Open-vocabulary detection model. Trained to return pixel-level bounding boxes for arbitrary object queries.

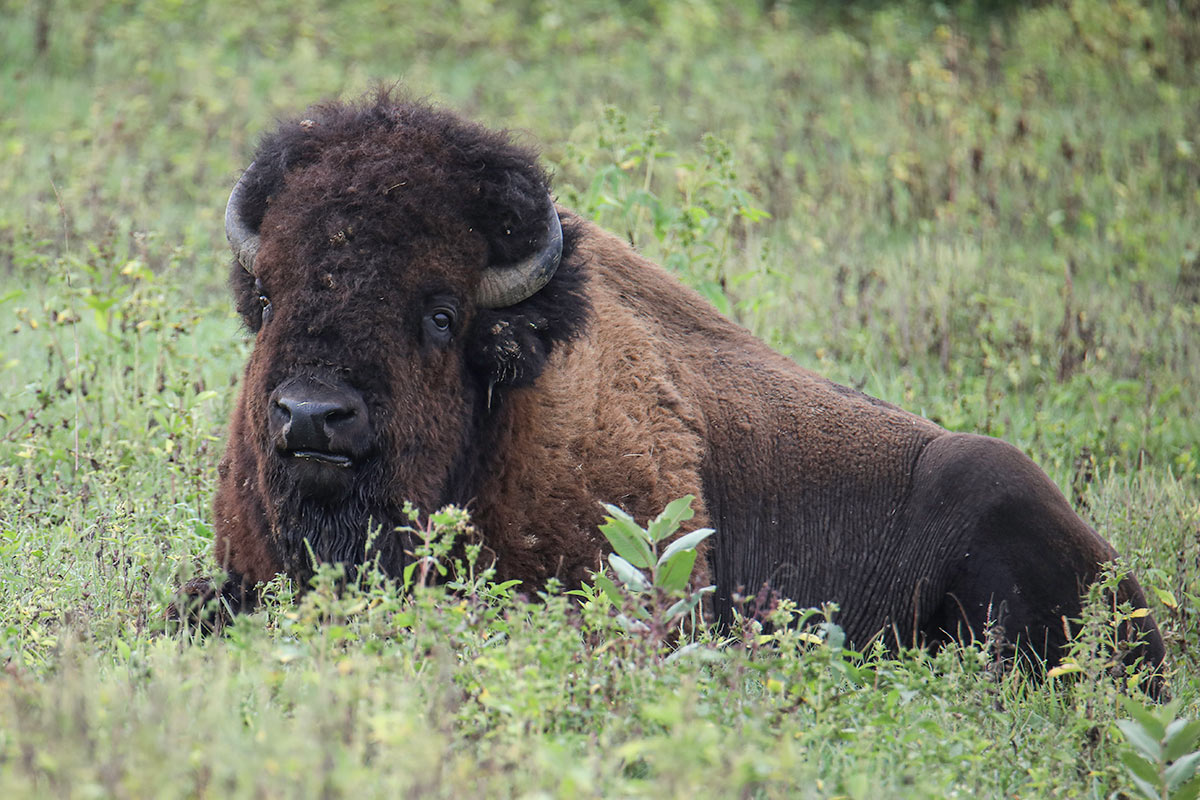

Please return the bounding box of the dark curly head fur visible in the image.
[215,90,588,583]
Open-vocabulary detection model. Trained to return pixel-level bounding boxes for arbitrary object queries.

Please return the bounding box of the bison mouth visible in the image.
[287,449,354,468]
[274,448,361,501]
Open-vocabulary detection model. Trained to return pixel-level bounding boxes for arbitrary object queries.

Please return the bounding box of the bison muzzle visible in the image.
[191,91,1165,688]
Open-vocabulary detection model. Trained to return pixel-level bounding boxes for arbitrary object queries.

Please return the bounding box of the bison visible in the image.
[196,91,1164,683]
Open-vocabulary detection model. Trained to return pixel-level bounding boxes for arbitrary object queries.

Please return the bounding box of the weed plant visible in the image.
[1,0,1199,796]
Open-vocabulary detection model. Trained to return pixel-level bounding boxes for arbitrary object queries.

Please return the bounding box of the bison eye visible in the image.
[255,279,273,325]
[423,306,457,344]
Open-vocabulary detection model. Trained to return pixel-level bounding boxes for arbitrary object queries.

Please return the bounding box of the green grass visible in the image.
[2,0,1199,796]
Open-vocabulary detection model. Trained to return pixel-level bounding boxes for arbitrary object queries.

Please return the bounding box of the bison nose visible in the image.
[268,379,370,459]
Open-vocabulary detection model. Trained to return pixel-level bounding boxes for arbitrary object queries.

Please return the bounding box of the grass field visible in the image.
[2,0,1199,796]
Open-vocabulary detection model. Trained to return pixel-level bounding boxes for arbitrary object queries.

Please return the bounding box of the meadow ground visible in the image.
[1,1,1198,796]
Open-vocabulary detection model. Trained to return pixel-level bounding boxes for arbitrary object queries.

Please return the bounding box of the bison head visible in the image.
[216,94,588,583]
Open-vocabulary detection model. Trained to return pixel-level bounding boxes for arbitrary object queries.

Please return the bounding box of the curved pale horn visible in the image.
[474,200,563,308]
[224,162,261,274]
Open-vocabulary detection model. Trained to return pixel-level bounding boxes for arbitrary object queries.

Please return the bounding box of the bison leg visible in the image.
[907,433,1165,690]
[167,572,255,634]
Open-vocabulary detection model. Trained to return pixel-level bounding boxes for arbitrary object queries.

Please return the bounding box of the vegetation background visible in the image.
[1,0,1198,796]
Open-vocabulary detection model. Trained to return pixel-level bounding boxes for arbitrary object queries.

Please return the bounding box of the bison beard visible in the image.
[186,89,1166,693]
[270,482,411,585]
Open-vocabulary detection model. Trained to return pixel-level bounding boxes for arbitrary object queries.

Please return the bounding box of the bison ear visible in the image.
[466,310,553,393]
[230,260,263,333]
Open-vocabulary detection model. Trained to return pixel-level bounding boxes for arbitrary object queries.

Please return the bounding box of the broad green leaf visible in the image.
[655,549,696,593]
[1166,751,1200,791]
[1047,662,1084,679]
[1116,719,1165,763]
[489,579,522,599]
[593,573,624,608]
[1154,586,1179,609]
[820,622,845,652]
[1165,721,1200,762]
[598,503,653,568]
[665,586,715,621]
[646,494,696,542]
[608,553,651,592]
[1175,776,1200,800]
[1119,751,1161,800]
[1121,695,1168,744]
[657,527,714,567]
[832,657,864,685]
[665,593,703,621]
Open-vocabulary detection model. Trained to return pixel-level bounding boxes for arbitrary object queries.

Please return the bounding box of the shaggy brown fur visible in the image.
[194,91,1164,686]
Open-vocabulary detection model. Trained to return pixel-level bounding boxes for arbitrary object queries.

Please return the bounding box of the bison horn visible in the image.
[475,200,563,308]
[224,162,261,274]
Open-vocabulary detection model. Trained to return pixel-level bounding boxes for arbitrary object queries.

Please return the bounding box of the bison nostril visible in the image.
[324,408,356,428]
